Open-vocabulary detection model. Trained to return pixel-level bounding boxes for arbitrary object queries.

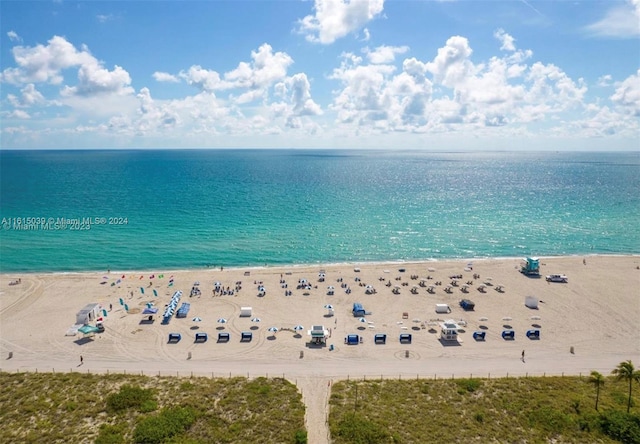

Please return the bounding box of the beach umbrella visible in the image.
[217,318,227,324]
[194,281,200,286]
[251,317,261,323]
[324,304,334,310]
[268,327,279,332]
[358,317,367,323]
[293,325,304,331]
[327,285,335,290]
[192,317,202,322]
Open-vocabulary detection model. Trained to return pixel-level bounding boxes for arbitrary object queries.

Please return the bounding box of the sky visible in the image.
[1,0,639,150]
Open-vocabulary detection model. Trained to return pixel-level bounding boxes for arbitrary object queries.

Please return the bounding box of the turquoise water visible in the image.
[1,150,638,272]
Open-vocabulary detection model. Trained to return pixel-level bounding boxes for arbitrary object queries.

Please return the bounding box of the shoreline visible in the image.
[2,253,638,277]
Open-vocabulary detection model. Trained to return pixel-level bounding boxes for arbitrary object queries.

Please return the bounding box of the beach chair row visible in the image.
[167,331,253,343]
[472,329,541,341]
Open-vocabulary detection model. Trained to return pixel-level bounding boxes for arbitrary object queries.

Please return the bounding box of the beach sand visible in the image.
[2,256,639,443]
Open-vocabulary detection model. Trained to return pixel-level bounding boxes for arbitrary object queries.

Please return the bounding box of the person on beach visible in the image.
[521,350,525,362]
[109,303,112,311]
[80,355,83,365]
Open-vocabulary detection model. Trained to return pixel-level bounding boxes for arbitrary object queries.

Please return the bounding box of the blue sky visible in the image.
[1,0,639,150]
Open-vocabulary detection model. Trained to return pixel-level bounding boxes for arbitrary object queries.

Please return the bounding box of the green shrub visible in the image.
[95,424,126,444]
[528,406,572,435]
[455,378,482,393]
[333,412,390,444]
[294,429,308,444]
[600,410,640,444]
[133,406,197,444]
[106,385,155,413]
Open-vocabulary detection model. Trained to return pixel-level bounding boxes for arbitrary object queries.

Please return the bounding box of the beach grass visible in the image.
[329,375,640,444]
[0,372,306,444]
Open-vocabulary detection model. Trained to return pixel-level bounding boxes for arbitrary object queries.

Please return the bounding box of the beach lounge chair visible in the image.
[168,333,181,343]
[399,333,412,344]
[526,329,540,340]
[473,331,486,341]
[217,332,230,343]
[501,330,515,340]
[194,332,208,343]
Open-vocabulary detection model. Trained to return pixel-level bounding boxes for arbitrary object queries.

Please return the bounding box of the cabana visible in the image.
[345,334,359,345]
[521,257,540,276]
[194,332,208,343]
[525,296,539,309]
[473,331,486,341]
[76,303,101,325]
[352,303,366,317]
[241,331,253,342]
[217,332,230,342]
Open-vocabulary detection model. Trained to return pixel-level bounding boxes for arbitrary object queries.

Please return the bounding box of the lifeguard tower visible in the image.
[440,320,460,342]
[520,257,540,276]
[308,325,329,345]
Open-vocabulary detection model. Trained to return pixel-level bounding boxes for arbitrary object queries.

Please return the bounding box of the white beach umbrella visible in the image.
[251,317,261,323]
[324,304,334,310]
[327,285,335,290]
[217,318,227,324]
[358,317,367,323]
[268,326,279,332]
[293,325,304,331]
[192,317,202,322]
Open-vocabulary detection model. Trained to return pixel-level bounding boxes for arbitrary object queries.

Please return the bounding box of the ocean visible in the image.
[1,149,638,273]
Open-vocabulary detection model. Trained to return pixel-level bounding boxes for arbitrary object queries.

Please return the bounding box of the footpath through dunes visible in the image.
[1,256,639,441]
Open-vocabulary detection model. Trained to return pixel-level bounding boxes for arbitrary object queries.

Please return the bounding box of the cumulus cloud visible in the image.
[297,0,385,44]
[610,69,640,116]
[7,84,45,108]
[585,0,640,38]
[5,109,31,119]
[7,31,21,42]
[153,72,180,83]
[494,28,516,51]
[180,43,293,104]
[1,35,133,98]
[425,36,474,87]
[365,45,409,64]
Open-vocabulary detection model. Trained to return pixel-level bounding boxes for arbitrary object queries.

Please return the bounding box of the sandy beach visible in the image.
[2,256,639,443]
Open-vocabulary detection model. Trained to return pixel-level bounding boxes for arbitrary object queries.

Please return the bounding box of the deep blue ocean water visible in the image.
[1,149,638,272]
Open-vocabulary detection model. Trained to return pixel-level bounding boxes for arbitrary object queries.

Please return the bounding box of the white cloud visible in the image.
[365,45,409,64]
[153,71,180,83]
[297,0,385,44]
[494,28,516,51]
[62,62,133,96]
[179,65,225,92]
[97,14,114,23]
[425,36,474,88]
[585,0,640,38]
[273,73,323,128]
[4,109,31,119]
[7,83,45,108]
[361,28,371,42]
[610,69,640,116]
[597,74,613,87]
[7,31,22,42]
[1,36,95,85]
[0,35,133,98]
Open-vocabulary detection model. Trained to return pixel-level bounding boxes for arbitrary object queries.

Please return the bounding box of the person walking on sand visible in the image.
[80,355,83,365]
[521,350,525,362]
